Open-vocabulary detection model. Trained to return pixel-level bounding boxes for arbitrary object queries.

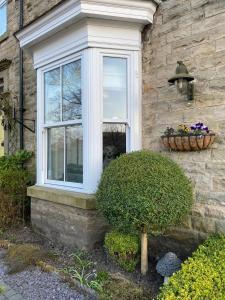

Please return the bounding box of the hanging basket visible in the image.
[161,134,215,151]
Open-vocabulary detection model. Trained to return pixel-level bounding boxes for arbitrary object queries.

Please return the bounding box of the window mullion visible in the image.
[60,65,63,122]
[64,126,66,182]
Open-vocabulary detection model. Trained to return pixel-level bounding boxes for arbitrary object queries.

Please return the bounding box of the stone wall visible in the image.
[0,0,64,154]
[142,0,225,245]
[23,0,65,153]
[0,0,19,153]
[31,197,108,250]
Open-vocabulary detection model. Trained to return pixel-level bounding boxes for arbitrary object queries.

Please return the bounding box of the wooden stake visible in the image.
[141,226,148,275]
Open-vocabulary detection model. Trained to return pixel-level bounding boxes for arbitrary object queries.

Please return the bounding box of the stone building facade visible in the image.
[143,0,225,251]
[1,0,225,251]
[0,0,64,154]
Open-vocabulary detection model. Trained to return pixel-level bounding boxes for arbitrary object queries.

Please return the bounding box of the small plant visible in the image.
[99,273,152,300]
[105,231,139,272]
[62,251,108,293]
[163,122,212,137]
[36,261,56,273]
[0,150,33,171]
[177,124,190,135]
[191,122,210,135]
[158,235,225,300]
[6,243,47,273]
[163,127,175,136]
[0,150,34,228]
[97,150,193,275]
[0,286,5,294]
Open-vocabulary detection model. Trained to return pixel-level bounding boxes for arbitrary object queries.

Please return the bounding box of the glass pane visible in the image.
[47,127,64,181]
[103,57,127,120]
[63,60,82,121]
[66,126,83,183]
[44,68,61,123]
[0,3,7,36]
[103,123,126,168]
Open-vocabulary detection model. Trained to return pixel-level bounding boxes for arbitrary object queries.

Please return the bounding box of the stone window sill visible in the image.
[27,185,96,210]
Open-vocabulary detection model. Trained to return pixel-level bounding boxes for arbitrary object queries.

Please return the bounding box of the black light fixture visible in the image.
[168,61,194,102]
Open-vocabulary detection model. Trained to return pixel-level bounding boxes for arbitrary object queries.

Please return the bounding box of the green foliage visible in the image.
[99,274,152,300]
[158,235,225,300]
[105,231,139,272]
[0,150,33,171]
[0,286,5,294]
[62,251,108,293]
[6,243,47,273]
[0,150,34,228]
[97,150,193,234]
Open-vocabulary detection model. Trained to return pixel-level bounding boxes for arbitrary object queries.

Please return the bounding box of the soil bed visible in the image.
[0,226,163,299]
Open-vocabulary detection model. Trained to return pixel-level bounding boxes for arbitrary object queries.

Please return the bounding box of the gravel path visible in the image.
[0,250,87,300]
[3,269,86,300]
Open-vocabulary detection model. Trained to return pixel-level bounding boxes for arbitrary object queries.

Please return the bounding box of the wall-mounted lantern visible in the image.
[168,61,194,102]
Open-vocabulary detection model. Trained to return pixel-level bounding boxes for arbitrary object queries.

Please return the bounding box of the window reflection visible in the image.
[103,124,126,168]
[66,126,83,183]
[47,127,64,181]
[63,60,82,121]
[0,2,7,36]
[103,57,127,120]
[44,68,61,123]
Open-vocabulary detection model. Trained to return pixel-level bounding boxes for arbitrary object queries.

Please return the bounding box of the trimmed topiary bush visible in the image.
[158,235,225,300]
[105,231,139,272]
[97,150,193,274]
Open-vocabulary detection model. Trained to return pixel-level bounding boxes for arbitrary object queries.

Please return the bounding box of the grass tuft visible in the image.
[6,243,47,273]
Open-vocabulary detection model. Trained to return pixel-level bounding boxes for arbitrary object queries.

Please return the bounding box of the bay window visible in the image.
[0,0,7,37]
[37,48,141,193]
[42,57,83,187]
[103,57,128,168]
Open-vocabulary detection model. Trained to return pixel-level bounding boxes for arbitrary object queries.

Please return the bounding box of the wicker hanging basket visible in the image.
[161,134,215,151]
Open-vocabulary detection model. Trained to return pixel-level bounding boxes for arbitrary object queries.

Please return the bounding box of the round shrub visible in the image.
[97,150,193,233]
[105,231,139,272]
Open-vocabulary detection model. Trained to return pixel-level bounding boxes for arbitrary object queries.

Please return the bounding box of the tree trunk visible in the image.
[141,226,148,275]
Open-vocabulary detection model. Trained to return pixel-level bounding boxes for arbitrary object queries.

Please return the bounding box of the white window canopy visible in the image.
[16,0,158,54]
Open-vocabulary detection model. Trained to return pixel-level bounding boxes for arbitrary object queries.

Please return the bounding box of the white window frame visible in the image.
[37,48,141,194]
[0,0,7,37]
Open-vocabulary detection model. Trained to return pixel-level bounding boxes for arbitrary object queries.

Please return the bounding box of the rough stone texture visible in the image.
[0,0,64,154]
[31,198,108,250]
[143,0,225,244]
[27,186,97,210]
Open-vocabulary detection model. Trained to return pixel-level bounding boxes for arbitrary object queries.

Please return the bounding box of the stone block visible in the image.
[215,220,225,234]
[212,177,225,192]
[216,37,225,52]
[204,204,225,220]
[191,216,216,233]
[31,197,108,250]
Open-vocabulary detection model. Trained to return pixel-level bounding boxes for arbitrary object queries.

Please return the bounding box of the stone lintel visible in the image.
[27,185,96,210]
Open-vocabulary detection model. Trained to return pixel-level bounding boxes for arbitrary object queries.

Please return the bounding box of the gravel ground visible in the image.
[0,249,88,300]
[3,268,86,300]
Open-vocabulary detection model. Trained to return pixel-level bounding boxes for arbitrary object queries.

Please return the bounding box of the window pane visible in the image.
[45,68,61,123]
[63,60,82,121]
[0,3,7,36]
[47,127,64,181]
[103,57,127,120]
[103,123,126,168]
[66,125,83,183]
